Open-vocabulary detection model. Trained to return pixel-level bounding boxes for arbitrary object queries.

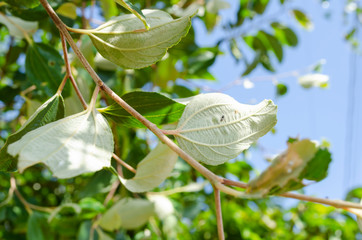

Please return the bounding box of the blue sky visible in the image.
[192,0,360,199]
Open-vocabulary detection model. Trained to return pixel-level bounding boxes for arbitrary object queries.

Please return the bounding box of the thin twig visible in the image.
[11,176,53,213]
[112,153,136,174]
[60,33,88,109]
[56,74,68,94]
[103,180,120,206]
[221,178,362,210]
[213,186,225,240]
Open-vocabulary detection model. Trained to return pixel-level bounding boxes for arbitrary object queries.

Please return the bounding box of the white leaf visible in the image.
[121,143,178,193]
[7,107,114,178]
[99,198,154,231]
[0,14,38,39]
[175,93,277,165]
[147,194,174,220]
[298,74,329,89]
[206,0,231,14]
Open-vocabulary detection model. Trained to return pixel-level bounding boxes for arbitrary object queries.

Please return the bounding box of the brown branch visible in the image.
[221,178,362,210]
[213,186,225,240]
[112,153,136,174]
[60,33,88,109]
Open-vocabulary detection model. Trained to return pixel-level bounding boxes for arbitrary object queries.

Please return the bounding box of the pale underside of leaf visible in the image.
[120,143,178,192]
[88,9,194,69]
[0,14,38,39]
[99,198,154,231]
[175,93,277,165]
[7,108,114,178]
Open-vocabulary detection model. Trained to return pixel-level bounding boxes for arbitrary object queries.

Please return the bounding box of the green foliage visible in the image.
[0,0,358,239]
[99,91,186,128]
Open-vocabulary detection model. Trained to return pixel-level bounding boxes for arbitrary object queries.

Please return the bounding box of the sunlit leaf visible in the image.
[120,143,178,192]
[86,9,194,69]
[0,94,65,171]
[114,0,149,29]
[99,198,155,231]
[0,14,38,39]
[7,102,114,178]
[99,91,185,128]
[175,93,277,165]
[271,22,298,47]
[258,30,283,62]
[56,3,77,20]
[246,139,332,197]
[291,9,313,30]
[147,194,174,220]
[298,74,329,89]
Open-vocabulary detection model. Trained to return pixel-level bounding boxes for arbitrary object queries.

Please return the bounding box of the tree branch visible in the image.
[213,186,225,240]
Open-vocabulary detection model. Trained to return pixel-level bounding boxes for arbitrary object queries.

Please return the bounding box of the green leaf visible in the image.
[99,0,118,20]
[260,53,275,72]
[114,0,149,30]
[25,43,70,97]
[7,103,114,178]
[78,170,116,198]
[0,94,65,172]
[27,212,52,240]
[99,198,155,231]
[86,9,194,69]
[56,3,77,20]
[79,198,106,219]
[120,142,178,192]
[230,38,243,61]
[271,22,298,47]
[0,14,38,39]
[258,31,283,62]
[300,148,331,181]
[246,139,331,197]
[99,91,185,128]
[4,0,40,9]
[292,9,313,30]
[241,52,261,76]
[175,93,277,165]
[276,83,288,96]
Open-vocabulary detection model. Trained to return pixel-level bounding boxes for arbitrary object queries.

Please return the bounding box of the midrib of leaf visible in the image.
[89,15,185,34]
[177,122,275,147]
[177,101,272,132]
[15,110,91,159]
[90,29,183,52]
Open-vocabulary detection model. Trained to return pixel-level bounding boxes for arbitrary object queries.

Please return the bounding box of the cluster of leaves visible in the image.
[0,0,360,239]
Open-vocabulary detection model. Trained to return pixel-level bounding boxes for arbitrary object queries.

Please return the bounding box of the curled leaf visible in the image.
[114,0,149,29]
[120,142,178,192]
[7,105,114,178]
[175,93,277,165]
[86,9,194,69]
[99,198,154,231]
[246,139,332,197]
